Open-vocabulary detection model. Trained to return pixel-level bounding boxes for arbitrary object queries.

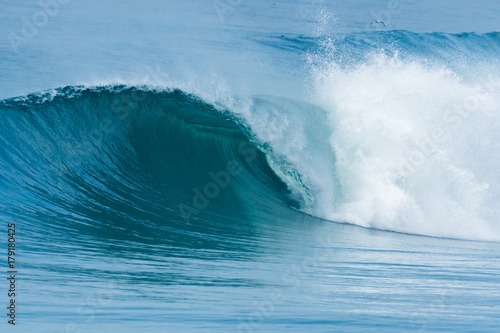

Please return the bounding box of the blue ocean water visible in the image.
[1,0,500,332]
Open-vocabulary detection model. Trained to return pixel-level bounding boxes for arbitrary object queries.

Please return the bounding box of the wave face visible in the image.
[2,32,500,243]
[0,86,303,253]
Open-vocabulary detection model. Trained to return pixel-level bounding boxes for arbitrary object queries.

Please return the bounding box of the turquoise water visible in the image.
[1,1,500,332]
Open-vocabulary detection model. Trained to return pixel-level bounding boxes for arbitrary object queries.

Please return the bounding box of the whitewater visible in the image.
[1,0,500,332]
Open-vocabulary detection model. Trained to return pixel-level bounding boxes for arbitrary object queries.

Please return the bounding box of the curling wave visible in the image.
[0,86,305,253]
[1,62,500,243]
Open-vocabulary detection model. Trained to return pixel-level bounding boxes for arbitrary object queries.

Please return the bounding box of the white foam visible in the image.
[308,53,500,241]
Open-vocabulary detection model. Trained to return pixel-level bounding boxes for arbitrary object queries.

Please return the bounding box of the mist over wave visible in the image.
[311,53,500,240]
[246,31,500,241]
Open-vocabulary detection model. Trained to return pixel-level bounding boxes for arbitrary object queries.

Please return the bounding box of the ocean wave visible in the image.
[2,66,500,242]
[0,86,302,252]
